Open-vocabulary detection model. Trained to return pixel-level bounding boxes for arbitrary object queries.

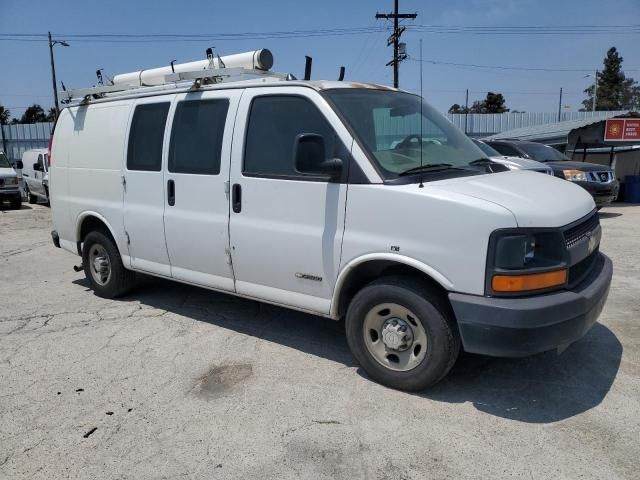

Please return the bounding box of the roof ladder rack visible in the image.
[60,48,288,105]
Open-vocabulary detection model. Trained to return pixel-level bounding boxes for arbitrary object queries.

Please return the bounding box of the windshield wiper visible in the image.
[468,158,493,166]
[398,163,456,176]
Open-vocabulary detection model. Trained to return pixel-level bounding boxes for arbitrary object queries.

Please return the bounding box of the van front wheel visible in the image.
[82,231,135,298]
[345,276,460,391]
[25,186,37,204]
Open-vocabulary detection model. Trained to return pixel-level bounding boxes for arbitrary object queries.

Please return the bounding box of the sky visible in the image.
[1,0,639,119]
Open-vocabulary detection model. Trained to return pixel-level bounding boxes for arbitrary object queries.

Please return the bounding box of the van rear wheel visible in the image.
[345,276,460,391]
[82,231,135,298]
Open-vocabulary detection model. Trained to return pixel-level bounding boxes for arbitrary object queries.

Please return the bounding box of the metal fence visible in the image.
[0,110,629,163]
[446,110,628,138]
[0,122,53,162]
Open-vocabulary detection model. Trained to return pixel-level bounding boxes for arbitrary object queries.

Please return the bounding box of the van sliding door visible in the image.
[122,100,172,276]
[161,90,241,291]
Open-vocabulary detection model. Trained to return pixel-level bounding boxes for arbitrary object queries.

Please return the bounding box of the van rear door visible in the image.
[161,90,241,291]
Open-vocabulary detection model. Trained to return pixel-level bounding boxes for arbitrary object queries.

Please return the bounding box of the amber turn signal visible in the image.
[492,269,567,293]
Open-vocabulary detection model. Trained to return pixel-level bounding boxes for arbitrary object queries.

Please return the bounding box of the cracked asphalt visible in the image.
[1,203,639,479]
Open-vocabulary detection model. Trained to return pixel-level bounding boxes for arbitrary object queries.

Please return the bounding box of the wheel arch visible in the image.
[76,211,121,256]
[331,254,454,319]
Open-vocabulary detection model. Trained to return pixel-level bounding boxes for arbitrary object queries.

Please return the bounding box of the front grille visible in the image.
[568,249,598,287]
[588,171,613,183]
[563,211,599,249]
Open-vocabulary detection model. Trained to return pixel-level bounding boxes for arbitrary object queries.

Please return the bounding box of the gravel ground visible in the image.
[0,203,638,479]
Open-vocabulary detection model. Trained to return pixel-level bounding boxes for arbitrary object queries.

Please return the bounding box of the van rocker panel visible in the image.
[449,253,612,357]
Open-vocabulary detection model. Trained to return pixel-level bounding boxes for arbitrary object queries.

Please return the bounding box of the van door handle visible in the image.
[232,183,241,213]
[167,179,175,206]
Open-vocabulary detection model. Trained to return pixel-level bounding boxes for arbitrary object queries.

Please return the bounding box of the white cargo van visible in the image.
[21,148,50,204]
[49,52,612,390]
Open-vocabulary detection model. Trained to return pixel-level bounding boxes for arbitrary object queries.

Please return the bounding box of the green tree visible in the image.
[448,103,469,114]
[20,104,48,124]
[0,104,10,125]
[582,47,640,111]
[46,108,57,122]
[469,92,509,113]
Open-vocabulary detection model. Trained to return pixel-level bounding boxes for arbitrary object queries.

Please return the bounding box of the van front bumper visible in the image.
[449,253,612,357]
[0,188,21,200]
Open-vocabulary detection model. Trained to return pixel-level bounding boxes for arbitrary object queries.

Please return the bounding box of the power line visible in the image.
[1,22,636,43]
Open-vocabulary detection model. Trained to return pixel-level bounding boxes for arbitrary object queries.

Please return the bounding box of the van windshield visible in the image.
[324,89,487,180]
[0,152,11,169]
[472,139,501,157]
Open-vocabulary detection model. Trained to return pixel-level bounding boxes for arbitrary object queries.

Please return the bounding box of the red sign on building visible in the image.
[605,118,640,141]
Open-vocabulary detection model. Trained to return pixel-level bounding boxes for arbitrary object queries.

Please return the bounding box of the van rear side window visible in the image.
[127,103,170,171]
[168,99,229,175]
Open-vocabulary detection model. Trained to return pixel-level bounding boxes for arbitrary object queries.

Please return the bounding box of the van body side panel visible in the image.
[162,90,242,292]
[340,184,517,296]
[51,106,130,255]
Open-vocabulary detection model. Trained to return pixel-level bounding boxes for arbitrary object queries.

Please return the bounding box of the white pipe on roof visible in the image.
[112,49,274,87]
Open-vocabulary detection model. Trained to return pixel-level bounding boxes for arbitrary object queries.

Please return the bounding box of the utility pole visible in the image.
[48,32,69,119]
[593,70,598,112]
[464,88,469,134]
[375,0,417,88]
[557,87,563,122]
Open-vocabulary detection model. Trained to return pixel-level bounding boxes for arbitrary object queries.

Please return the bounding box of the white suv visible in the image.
[49,70,612,391]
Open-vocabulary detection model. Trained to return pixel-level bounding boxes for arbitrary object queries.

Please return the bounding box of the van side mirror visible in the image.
[33,163,43,171]
[16,160,23,170]
[293,133,343,178]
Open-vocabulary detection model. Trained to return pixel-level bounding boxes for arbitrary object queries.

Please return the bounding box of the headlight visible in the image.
[562,169,587,182]
[2,177,17,186]
[487,230,567,295]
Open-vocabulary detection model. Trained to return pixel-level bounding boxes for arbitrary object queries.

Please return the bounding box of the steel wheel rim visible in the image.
[363,302,428,372]
[89,244,111,286]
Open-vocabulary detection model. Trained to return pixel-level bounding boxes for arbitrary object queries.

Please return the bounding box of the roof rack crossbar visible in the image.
[61,66,289,105]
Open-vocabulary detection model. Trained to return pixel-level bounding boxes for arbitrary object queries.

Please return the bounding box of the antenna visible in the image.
[419,38,424,188]
[338,66,345,81]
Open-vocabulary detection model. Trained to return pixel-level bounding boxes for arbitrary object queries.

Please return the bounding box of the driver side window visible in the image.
[243,95,347,180]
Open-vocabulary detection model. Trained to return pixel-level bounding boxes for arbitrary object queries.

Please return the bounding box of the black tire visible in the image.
[26,186,37,204]
[10,196,22,210]
[345,276,460,391]
[82,230,135,298]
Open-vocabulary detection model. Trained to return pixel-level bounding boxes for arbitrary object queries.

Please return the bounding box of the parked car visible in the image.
[49,56,612,391]
[485,139,619,208]
[21,148,50,205]
[0,150,22,209]
[472,139,553,175]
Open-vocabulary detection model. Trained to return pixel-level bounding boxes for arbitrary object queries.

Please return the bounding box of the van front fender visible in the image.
[330,253,454,318]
